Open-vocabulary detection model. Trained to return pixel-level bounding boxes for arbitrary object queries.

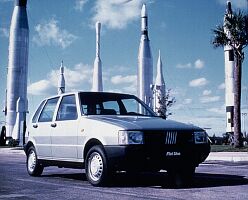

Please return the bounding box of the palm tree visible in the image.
[212,4,248,147]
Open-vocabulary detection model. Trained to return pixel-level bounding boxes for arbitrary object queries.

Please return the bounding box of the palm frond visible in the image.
[223,10,248,49]
[212,26,229,48]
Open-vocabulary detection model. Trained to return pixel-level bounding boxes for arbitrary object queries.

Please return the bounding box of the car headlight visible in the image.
[194,131,208,144]
[118,131,143,145]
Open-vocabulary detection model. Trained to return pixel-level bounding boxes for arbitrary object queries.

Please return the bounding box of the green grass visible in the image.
[211,145,248,152]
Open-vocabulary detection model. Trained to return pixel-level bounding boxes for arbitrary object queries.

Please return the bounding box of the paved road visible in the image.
[0,148,248,200]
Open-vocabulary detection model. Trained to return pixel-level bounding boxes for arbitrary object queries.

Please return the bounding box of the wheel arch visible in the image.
[24,141,34,155]
[83,139,104,159]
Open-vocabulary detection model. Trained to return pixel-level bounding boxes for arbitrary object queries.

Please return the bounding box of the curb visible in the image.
[0,147,25,155]
[206,152,248,162]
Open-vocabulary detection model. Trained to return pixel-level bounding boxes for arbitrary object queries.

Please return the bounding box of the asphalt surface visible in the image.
[0,148,248,200]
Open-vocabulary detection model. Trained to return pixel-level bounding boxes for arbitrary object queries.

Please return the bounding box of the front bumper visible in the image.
[104,143,210,171]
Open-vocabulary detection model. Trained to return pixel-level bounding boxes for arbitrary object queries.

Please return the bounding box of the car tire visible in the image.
[85,145,110,186]
[0,126,6,146]
[26,146,44,176]
[167,166,195,188]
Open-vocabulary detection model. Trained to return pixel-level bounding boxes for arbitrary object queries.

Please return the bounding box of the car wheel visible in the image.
[26,146,44,176]
[0,126,6,146]
[182,166,195,186]
[85,145,110,186]
[167,166,195,188]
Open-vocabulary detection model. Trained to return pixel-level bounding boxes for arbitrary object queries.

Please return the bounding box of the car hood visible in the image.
[86,115,203,131]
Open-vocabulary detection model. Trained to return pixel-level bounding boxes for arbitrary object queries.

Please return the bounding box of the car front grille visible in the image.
[165,131,177,144]
[143,130,193,145]
[143,131,165,146]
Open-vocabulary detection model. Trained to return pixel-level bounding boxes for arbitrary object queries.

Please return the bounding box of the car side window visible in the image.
[56,95,78,121]
[102,101,119,115]
[32,100,46,123]
[38,97,59,122]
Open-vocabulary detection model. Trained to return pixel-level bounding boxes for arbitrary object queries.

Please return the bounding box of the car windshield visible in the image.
[79,92,156,117]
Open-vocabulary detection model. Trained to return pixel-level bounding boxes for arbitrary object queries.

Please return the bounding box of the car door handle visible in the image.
[33,124,38,128]
[51,123,57,128]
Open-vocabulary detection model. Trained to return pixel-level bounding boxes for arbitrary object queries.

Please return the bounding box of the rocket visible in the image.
[153,50,165,114]
[58,61,65,94]
[137,4,153,108]
[5,0,29,144]
[224,1,234,134]
[92,21,103,92]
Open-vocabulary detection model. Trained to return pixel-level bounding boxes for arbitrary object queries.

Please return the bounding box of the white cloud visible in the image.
[218,83,225,90]
[171,97,191,111]
[123,85,137,94]
[0,28,9,38]
[169,87,186,97]
[200,96,220,103]
[74,0,88,11]
[176,63,192,69]
[28,63,92,96]
[189,77,208,87]
[111,75,136,85]
[170,103,183,111]
[109,74,137,94]
[218,0,247,9]
[194,59,204,69]
[33,19,77,49]
[176,59,204,69]
[207,106,225,115]
[183,98,192,104]
[49,63,92,88]
[203,90,212,96]
[91,0,144,29]
[105,65,131,74]
[28,80,56,95]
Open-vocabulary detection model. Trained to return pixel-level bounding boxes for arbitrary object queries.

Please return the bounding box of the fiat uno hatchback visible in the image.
[24,92,210,186]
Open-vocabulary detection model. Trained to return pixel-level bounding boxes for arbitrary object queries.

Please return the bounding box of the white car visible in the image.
[24,92,210,186]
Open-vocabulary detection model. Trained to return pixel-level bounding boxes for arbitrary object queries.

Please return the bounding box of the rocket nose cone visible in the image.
[141,4,147,17]
[15,0,27,7]
[95,21,101,30]
[60,66,64,74]
[226,1,232,13]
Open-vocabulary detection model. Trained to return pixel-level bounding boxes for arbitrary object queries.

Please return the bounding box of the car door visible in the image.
[51,94,79,160]
[32,97,59,158]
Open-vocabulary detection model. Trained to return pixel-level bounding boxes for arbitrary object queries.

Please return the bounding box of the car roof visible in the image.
[43,91,135,100]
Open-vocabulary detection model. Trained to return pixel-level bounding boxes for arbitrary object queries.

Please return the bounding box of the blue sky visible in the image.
[1,0,248,136]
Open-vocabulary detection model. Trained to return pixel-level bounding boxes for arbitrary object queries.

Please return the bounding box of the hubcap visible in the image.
[28,150,36,172]
[89,152,103,181]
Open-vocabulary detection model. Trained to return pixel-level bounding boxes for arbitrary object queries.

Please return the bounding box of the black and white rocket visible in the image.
[92,21,103,92]
[58,61,65,94]
[137,4,153,108]
[153,50,165,114]
[5,0,29,144]
[224,1,234,134]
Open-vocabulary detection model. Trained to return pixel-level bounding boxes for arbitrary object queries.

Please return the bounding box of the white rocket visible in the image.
[58,61,65,94]
[5,0,29,144]
[224,1,234,134]
[92,21,103,92]
[153,50,165,114]
[138,4,153,108]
